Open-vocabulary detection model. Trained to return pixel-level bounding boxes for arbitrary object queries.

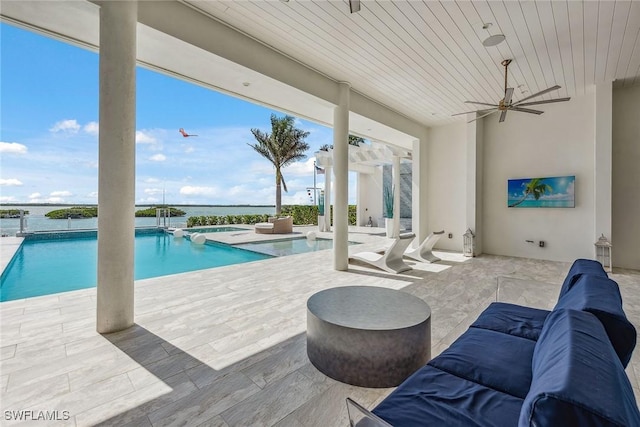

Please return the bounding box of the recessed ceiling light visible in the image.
[482,23,493,30]
[482,34,506,47]
[242,82,250,87]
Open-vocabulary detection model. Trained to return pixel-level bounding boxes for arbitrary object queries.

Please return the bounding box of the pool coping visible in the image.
[1,236,24,275]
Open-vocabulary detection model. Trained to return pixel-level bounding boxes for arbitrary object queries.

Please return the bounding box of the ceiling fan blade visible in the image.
[511,106,544,115]
[465,101,500,107]
[514,85,561,104]
[516,97,571,107]
[467,109,499,123]
[349,0,361,13]
[504,88,514,105]
[499,110,508,122]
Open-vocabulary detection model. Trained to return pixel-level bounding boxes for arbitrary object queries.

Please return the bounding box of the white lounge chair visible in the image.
[404,230,445,263]
[350,233,416,273]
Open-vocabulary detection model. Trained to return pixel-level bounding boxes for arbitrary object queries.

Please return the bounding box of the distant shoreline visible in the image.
[0,203,276,208]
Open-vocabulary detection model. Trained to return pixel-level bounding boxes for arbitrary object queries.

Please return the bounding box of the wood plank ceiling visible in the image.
[185,0,640,127]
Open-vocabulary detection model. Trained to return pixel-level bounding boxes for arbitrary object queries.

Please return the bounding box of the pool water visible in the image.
[186,226,246,233]
[236,238,358,257]
[0,231,271,302]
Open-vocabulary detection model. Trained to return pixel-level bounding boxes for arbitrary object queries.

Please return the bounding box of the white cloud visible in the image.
[50,190,73,197]
[136,131,157,144]
[137,197,160,204]
[0,142,28,154]
[144,178,160,183]
[179,186,219,196]
[150,154,166,162]
[0,196,17,203]
[29,192,42,199]
[184,145,195,154]
[84,121,99,135]
[144,188,164,195]
[50,119,80,133]
[46,197,65,203]
[87,191,98,198]
[0,178,23,186]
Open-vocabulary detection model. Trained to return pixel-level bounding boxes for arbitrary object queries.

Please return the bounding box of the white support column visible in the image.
[411,130,429,247]
[466,116,483,255]
[324,166,332,232]
[97,1,137,334]
[392,155,401,237]
[594,81,613,257]
[333,83,350,270]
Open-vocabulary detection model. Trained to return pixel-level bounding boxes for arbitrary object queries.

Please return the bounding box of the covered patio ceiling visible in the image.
[2,0,639,150]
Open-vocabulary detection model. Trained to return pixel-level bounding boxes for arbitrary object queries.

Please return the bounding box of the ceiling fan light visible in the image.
[483,34,506,47]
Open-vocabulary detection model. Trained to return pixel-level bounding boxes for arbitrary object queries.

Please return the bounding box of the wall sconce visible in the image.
[595,234,613,273]
[463,228,476,257]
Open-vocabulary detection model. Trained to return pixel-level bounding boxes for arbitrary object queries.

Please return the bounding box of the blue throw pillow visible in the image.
[520,309,640,427]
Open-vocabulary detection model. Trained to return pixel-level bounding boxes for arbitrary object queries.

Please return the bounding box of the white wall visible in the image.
[612,84,640,270]
[482,91,596,262]
[358,169,383,227]
[428,122,467,251]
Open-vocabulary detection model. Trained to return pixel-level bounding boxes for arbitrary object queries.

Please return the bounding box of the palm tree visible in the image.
[509,178,553,207]
[249,114,310,214]
[318,136,366,152]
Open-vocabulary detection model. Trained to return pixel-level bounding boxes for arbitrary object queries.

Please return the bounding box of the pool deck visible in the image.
[1,230,639,426]
[0,237,23,274]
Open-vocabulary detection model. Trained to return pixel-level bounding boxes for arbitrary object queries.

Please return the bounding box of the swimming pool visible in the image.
[236,238,359,257]
[186,226,247,233]
[0,230,271,302]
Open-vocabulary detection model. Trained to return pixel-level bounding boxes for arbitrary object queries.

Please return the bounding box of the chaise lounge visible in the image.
[254,216,293,234]
[349,259,640,426]
[404,230,445,263]
[349,233,415,274]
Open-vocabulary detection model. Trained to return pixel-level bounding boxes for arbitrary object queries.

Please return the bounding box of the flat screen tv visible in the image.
[507,175,575,208]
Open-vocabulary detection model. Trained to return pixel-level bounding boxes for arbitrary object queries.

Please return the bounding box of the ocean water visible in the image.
[0,205,275,236]
[507,199,574,208]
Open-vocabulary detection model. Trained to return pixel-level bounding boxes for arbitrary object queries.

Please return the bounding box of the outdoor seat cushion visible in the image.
[559,258,608,297]
[428,328,536,399]
[470,302,550,341]
[520,309,640,427]
[373,364,523,427]
[554,274,636,367]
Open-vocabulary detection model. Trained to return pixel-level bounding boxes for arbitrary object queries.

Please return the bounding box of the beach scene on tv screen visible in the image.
[508,175,575,208]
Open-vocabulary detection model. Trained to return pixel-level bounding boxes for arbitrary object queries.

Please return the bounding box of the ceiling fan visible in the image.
[453,59,571,123]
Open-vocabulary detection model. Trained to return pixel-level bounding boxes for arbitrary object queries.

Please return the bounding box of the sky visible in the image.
[0,23,357,206]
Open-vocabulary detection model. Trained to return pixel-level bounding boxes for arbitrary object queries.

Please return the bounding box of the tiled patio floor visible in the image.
[1,230,639,426]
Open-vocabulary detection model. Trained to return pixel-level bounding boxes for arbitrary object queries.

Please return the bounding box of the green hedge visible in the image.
[186,205,357,227]
[135,207,186,217]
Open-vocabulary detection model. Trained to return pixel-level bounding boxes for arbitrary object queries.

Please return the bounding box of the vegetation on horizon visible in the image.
[135,207,186,217]
[45,207,98,219]
[0,209,29,218]
[248,114,310,215]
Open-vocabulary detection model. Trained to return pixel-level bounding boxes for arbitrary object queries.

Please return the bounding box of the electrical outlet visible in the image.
[539,241,545,248]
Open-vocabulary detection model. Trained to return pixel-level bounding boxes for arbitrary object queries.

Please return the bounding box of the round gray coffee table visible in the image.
[306,286,431,388]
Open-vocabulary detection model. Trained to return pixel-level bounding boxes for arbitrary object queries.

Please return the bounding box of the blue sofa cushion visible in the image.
[429,328,535,399]
[554,274,636,367]
[559,258,607,297]
[520,309,640,427]
[373,365,523,427]
[470,302,550,341]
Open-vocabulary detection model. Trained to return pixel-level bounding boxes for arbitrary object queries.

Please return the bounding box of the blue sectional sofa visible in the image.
[368,259,640,427]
